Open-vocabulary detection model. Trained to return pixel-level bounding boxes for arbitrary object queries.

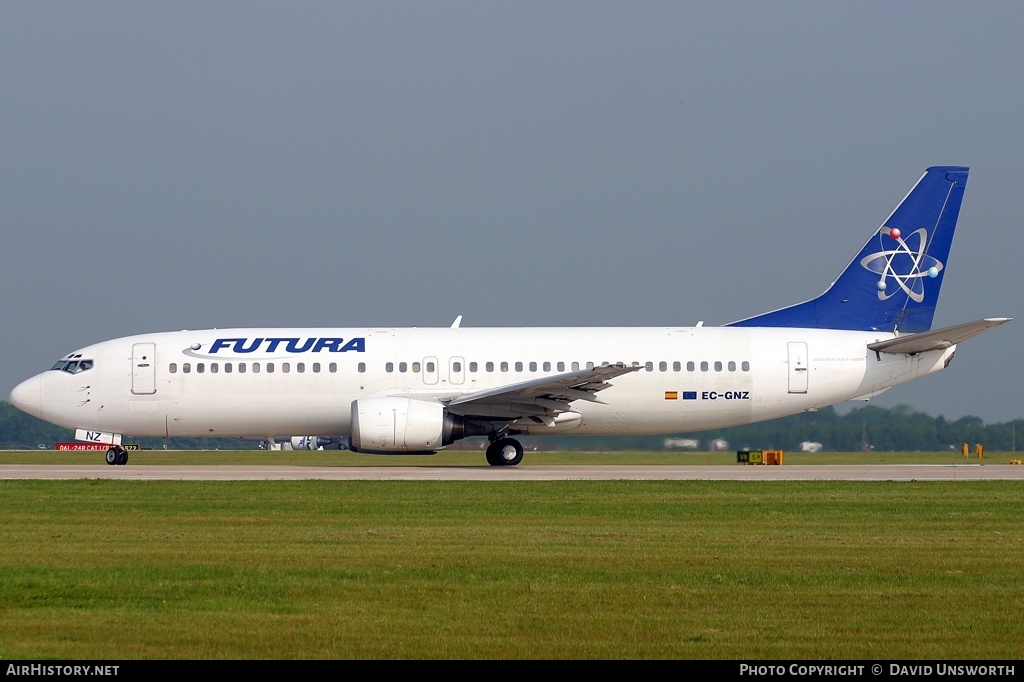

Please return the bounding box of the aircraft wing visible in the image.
[867,318,1012,354]
[446,363,642,420]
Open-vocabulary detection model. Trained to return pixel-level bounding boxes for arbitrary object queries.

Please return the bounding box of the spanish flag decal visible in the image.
[665,391,678,400]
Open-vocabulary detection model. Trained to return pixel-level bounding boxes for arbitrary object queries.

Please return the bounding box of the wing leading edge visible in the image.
[446,363,642,421]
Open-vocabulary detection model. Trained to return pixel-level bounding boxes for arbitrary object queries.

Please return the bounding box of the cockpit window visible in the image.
[49,359,94,374]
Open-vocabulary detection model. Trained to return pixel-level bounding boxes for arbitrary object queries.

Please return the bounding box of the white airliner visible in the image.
[9,166,1010,466]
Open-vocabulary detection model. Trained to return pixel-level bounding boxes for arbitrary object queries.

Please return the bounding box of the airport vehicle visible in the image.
[9,167,1009,465]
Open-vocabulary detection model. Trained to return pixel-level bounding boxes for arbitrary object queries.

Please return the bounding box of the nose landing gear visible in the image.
[105,446,128,466]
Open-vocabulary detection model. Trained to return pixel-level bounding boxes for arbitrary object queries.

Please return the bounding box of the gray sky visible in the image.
[2,2,1021,424]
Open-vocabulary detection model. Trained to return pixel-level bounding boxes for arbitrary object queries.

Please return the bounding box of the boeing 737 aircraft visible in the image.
[9,166,1010,466]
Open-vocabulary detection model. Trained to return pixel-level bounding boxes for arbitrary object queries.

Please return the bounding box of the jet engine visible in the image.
[349,397,484,454]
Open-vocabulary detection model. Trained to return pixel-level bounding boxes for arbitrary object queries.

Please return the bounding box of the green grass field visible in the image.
[1,455,1022,659]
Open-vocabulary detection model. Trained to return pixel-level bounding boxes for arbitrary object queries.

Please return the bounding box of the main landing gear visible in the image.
[485,437,524,467]
[105,446,128,466]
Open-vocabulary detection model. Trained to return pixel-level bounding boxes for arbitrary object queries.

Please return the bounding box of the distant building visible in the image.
[709,438,730,452]
[800,441,823,453]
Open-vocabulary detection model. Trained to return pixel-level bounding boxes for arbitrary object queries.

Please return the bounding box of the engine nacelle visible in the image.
[350,397,448,454]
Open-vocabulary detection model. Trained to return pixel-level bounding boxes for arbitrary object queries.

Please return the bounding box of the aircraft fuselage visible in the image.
[11,325,951,440]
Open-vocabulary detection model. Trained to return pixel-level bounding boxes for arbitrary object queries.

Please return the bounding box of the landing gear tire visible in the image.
[105,447,128,466]
[486,438,524,467]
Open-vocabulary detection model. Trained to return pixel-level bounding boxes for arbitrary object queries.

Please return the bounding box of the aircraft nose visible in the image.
[10,374,43,418]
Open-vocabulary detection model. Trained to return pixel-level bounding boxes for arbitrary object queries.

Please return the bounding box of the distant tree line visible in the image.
[527,404,1023,453]
[1,400,1020,452]
[690,403,1021,453]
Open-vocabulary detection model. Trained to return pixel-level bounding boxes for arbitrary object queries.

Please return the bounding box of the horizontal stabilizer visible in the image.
[867,318,1011,354]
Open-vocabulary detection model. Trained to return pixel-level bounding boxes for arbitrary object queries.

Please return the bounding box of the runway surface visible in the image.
[1,464,1023,480]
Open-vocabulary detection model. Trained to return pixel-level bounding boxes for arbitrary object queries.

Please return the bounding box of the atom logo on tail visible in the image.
[859,227,943,303]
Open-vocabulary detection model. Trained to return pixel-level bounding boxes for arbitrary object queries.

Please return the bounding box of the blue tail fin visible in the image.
[727,166,969,333]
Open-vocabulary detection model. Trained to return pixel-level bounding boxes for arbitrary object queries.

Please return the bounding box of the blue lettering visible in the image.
[234,338,264,353]
[206,337,367,354]
[340,337,365,352]
[285,338,315,353]
[264,338,291,352]
[313,338,344,352]
[210,338,242,354]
